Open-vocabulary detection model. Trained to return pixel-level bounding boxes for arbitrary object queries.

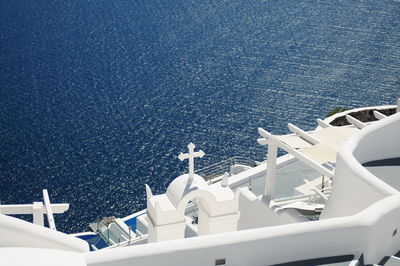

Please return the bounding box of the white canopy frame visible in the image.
[258,127,334,201]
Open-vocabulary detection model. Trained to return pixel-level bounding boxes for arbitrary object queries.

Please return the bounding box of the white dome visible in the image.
[166,174,208,207]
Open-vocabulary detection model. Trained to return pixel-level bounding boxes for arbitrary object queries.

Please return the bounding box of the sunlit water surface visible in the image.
[1,0,399,232]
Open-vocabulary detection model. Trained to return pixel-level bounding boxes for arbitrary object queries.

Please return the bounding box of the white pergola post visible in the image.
[265,140,278,201]
[32,202,44,226]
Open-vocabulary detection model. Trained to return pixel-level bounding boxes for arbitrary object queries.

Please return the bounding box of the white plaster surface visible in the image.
[0,247,87,266]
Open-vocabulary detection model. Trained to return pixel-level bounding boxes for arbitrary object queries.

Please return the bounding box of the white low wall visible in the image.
[0,214,89,252]
[237,188,306,230]
[84,193,400,266]
[321,113,400,219]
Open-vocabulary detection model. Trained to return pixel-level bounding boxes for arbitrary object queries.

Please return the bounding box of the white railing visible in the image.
[195,156,257,181]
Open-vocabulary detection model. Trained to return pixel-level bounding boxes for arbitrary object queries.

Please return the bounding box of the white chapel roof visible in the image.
[166,174,208,207]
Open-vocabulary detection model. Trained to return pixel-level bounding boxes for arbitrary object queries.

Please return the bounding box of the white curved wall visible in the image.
[0,214,89,252]
[321,113,400,219]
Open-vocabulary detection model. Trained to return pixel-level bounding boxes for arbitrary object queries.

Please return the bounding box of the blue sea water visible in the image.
[1,0,399,233]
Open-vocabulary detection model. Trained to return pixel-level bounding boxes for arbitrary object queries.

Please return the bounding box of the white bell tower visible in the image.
[146,143,240,243]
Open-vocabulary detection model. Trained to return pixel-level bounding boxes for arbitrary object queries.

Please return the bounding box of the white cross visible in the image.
[178,142,205,184]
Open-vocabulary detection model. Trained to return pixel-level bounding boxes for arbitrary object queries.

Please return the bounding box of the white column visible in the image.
[197,204,209,236]
[147,214,186,243]
[197,204,238,236]
[265,141,278,201]
[32,202,44,226]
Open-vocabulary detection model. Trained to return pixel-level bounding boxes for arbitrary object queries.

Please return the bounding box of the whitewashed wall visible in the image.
[84,193,400,266]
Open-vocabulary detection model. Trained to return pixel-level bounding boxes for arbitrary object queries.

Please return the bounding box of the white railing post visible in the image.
[32,202,44,226]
